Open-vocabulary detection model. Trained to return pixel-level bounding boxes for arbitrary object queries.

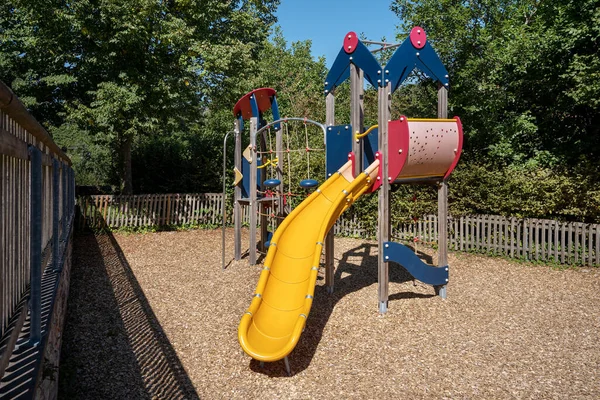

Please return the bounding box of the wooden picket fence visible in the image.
[76,193,600,266]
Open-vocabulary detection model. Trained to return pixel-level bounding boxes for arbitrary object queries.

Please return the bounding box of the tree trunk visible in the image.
[120,135,133,194]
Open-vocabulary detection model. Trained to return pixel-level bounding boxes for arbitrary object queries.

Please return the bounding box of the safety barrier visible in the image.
[0,80,75,397]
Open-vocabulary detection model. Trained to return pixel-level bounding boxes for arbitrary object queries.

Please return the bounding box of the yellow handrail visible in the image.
[355,124,378,140]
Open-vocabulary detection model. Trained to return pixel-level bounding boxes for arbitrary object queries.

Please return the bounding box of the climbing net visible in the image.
[253,118,326,230]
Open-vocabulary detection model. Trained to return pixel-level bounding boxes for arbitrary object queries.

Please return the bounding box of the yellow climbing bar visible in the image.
[355,124,378,140]
[257,157,278,169]
[406,118,458,122]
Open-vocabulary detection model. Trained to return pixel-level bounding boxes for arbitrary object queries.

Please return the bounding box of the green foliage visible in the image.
[1,0,280,193]
[390,0,600,165]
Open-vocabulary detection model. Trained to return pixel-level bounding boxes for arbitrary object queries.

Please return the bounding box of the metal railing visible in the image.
[0,80,75,380]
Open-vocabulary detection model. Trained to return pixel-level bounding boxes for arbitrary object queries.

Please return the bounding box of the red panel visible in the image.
[232,88,277,120]
[388,118,410,182]
[409,26,427,49]
[443,116,463,180]
[343,31,359,54]
[370,151,382,193]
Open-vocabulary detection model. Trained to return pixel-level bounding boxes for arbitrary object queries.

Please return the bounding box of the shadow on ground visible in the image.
[249,242,435,377]
[58,231,199,399]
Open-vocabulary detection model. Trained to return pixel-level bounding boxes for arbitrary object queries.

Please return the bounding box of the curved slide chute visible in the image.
[238,160,379,362]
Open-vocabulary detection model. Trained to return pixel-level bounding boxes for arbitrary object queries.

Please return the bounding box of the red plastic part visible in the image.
[387,118,410,182]
[443,116,463,180]
[343,31,359,54]
[348,152,356,178]
[370,151,382,193]
[409,26,427,49]
[232,88,277,120]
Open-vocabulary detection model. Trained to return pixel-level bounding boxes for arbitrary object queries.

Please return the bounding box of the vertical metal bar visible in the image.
[325,92,335,294]
[29,145,42,346]
[436,84,448,298]
[249,117,258,265]
[222,130,232,270]
[377,82,391,313]
[234,120,242,260]
[275,122,284,226]
[350,64,364,176]
[52,159,60,271]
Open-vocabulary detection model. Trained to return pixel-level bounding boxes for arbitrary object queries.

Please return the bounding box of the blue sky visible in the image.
[275,1,402,67]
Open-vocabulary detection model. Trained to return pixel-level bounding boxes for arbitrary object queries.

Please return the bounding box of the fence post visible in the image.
[52,159,60,272]
[28,145,42,346]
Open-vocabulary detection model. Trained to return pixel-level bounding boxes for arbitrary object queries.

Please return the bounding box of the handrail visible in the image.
[0,80,71,165]
[355,124,378,139]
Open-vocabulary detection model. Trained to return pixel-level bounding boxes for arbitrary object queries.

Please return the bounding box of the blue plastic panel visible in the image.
[362,127,379,168]
[326,124,353,177]
[383,241,449,286]
[385,40,449,94]
[241,157,263,199]
[324,40,383,94]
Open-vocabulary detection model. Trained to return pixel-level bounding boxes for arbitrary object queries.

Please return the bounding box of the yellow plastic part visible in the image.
[406,118,458,122]
[355,124,378,140]
[238,159,380,362]
[233,167,243,186]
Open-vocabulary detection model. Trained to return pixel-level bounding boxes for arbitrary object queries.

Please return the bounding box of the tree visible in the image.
[390,0,600,167]
[0,0,279,193]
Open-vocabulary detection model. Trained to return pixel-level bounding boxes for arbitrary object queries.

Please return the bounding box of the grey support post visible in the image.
[234,119,242,261]
[276,124,284,223]
[436,84,449,298]
[52,159,60,272]
[259,128,268,252]
[377,83,392,313]
[350,64,364,176]
[249,117,258,265]
[28,145,42,346]
[325,92,335,294]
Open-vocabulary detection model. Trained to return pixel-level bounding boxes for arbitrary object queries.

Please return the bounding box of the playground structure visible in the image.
[230,27,463,374]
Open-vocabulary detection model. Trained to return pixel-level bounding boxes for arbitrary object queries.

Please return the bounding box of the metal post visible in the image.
[437,84,449,298]
[377,83,391,314]
[29,145,42,346]
[222,130,233,270]
[325,92,335,293]
[52,159,60,272]
[234,119,242,260]
[259,127,268,252]
[284,356,291,376]
[249,117,258,265]
[350,64,364,177]
[276,124,284,224]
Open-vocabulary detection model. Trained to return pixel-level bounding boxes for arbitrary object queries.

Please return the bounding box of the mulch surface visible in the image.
[59,228,600,399]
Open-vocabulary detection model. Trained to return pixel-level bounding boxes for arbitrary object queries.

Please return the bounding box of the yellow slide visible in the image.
[238,159,380,362]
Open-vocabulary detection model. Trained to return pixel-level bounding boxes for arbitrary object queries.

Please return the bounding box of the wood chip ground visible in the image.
[58,228,600,399]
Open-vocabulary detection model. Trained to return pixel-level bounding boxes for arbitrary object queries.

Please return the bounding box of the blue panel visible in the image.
[383,241,449,286]
[324,48,352,93]
[350,40,384,88]
[271,96,281,131]
[385,39,449,94]
[324,41,384,94]
[385,40,418,93]
[264,231,273,247]
[241,157,262,199]
[326,124,353,177]
[362,127,379,168]
[250,94,259,118]
[414,42,449,86]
